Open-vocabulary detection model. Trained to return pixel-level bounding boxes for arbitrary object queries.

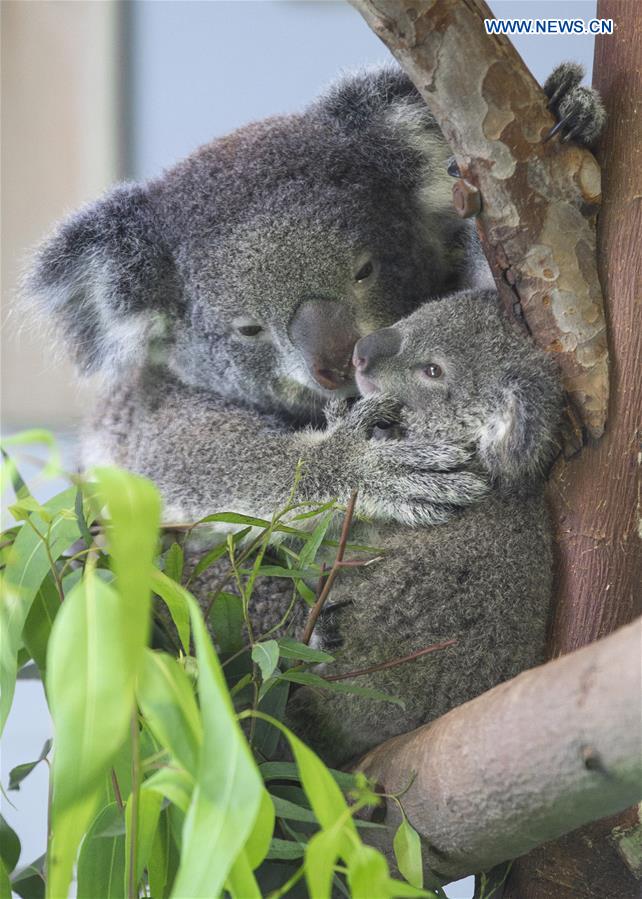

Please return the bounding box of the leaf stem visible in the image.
[128,709,141,899]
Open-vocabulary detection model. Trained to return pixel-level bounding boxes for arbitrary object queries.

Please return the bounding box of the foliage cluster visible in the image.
[0,432,443,899]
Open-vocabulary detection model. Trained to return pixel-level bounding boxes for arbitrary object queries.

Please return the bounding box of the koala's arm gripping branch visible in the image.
[351,0,609,439]
[351,617,642,885]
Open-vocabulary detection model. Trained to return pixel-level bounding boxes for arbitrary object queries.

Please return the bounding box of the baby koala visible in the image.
[286,288,563,767]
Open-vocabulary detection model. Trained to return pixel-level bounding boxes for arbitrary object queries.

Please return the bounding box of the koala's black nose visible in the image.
[353,328,401,372]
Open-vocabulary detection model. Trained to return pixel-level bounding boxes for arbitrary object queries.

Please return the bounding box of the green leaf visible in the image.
[148,808,179,899]
[251,640,279,681]
[226,849,261,899]
[240,566,318,579]
[10,855,46,899]
[393,815,424,889]
[137,650,202,775]
[76,803,126,899]
[298,510,335,569]
[0,858,11,899]
[266,838,306,860]
[259,761,357,791]
[209,592,243,654]
[0,814,20,873]
[125,787,163,891]
[2,487,80,734]
[92,467,161,667]
[8,739,52,791]
[151,569,191,655]
[45,571,133,899]
[305,826,343,899]
[277,670,405,707]
[277,637,334,663]
[22,574,59,678]
[143,767,193,814]
[291,500,338,521]
[254,678,289,758]
[347,843,391,899]
[271,794,317,823]
[162,543,184,584]
[1,430,61,484]
[169,591,263,898]
[243,788,275,870]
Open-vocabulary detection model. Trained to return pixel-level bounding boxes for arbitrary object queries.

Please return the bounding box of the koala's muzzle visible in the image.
[289,299,360,390]
[353,328,401,373]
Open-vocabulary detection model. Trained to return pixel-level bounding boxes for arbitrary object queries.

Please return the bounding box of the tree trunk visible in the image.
[503,1,642,895]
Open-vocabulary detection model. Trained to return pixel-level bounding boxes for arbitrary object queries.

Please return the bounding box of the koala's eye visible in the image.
[354,260,374,283]
[237,324,264,337]
[423,363,443,379]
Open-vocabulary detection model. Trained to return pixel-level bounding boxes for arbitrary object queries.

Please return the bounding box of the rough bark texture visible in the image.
[351,0,609,440]
[353,619,642,885]
[502,3,642,895]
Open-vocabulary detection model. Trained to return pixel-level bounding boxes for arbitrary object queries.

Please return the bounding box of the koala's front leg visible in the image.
[300,396,489,527]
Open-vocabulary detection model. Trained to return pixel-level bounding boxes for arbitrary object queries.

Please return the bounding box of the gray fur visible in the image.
[285,290,563,767]
[27,63,594,531]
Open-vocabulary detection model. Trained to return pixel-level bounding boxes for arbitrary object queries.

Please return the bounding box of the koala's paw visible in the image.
[340,395,404,439]
[544,62,606,147]
[367,437,489,526]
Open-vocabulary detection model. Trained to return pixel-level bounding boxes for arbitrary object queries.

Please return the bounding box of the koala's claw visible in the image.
[543,63,605,147]
[346,395,404,438]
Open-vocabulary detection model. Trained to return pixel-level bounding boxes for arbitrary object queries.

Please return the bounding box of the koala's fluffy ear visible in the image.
[27,183,181,376]
[477,363,563,491]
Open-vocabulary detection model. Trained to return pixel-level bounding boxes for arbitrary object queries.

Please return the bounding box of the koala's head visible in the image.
[353,290,563,489]
[27,67,474,419]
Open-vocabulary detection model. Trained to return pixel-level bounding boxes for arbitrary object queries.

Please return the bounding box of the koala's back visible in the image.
[287,492,554,765]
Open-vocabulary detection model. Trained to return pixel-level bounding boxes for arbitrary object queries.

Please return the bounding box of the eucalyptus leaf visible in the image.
[163,543,184,585]
[277,637,334,664]
[142,766,194,815]
[10,854,46,899]
[8,739,52,791]
[76,803,126,899]
[276,670,405,707]
[2,487,80,734]
[209,592,244,654]
[266,838,306,860]
[393,815,424,889]
[0,814,20,873]
[151,569,191,655]
[137,650,202,775]
[125,787,163,891]
[169,590,262,898]
[46,571,133,899]
[251,640,279,682]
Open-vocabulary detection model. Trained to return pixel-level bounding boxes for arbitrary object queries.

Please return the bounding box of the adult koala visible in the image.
[28,64,599,530]
[285,289,563,767]
[29,66,488,527]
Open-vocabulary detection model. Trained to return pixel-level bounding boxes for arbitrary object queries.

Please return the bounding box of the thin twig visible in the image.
[322,638,457,682]
[301,490,358,645]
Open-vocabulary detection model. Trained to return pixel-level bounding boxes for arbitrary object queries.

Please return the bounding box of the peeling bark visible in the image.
[351,0,609,439]
[352,619,642,885]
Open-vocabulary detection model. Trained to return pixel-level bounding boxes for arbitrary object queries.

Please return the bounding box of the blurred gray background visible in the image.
[1,1,599,893]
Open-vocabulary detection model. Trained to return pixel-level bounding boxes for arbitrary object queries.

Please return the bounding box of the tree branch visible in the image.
[351,0,609,439]
[352,618,642,883]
